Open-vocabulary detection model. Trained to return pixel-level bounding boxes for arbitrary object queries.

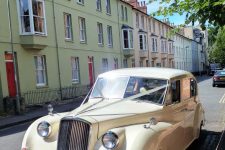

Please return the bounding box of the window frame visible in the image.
[97,22,104,45]
[125,7,128,21]
[34,55,47,87]
[71,57,80,83]
[96,0,102,11]
[121,5,124,20]
[122,29,134,49]
[106,0,111,15]
[136,12,139,28]
[17,0,47,35]
[152,37,158,52]
[141,15,144,30]
[64,13,73,40]
[107,25,113,47]
[79,17,86,43]
[102,58,108,72]
[139,34,147,50]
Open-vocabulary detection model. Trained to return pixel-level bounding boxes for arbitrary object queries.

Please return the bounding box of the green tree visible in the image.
[149,0,225,29]
[210,26,225,65]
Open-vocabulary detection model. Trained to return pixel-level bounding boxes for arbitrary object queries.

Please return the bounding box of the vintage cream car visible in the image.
[21,68,205,150]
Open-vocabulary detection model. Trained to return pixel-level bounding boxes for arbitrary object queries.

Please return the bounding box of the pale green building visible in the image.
[0,0,133,111]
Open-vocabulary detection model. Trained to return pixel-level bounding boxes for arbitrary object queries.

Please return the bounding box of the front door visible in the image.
[88,56,95,87]
[5,53,16,97]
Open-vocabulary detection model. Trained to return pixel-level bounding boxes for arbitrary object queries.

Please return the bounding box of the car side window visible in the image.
[171,80,181,103]
[190,78,197,97]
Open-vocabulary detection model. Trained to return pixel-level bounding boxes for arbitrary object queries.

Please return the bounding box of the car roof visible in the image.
[99,67,193,80]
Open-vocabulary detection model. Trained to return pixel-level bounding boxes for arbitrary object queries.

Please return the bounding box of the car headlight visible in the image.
[102,131,119,149]
[37,121,51,137]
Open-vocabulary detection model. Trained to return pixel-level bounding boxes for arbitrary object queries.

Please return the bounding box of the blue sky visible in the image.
[138,0,186,25]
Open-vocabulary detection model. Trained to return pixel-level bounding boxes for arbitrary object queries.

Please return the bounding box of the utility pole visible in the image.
[7,0,20,114]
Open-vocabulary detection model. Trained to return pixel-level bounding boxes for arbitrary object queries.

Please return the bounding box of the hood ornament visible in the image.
[144,117,158,129]
[47,104,54,116]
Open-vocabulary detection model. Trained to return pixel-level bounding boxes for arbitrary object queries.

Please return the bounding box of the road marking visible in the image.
[219,93,225,103]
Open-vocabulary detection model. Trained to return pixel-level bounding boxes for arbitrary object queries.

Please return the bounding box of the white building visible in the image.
[174,33,192,72]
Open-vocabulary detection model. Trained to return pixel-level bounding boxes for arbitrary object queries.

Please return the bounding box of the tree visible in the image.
[210,26,225,65]
[149,0,225,29]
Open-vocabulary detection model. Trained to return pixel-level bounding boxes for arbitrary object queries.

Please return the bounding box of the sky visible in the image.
[138,0,187,25]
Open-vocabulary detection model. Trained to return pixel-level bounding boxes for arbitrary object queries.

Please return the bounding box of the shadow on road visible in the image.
[188,129,222,150]
[196,75,212,83]
[0,121,32,137]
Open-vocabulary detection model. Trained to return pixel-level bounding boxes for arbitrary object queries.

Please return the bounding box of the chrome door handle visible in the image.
[181,108,188,112]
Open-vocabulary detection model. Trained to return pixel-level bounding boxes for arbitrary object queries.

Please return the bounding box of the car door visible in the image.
[182,78,198,146]
[161,80,186,150]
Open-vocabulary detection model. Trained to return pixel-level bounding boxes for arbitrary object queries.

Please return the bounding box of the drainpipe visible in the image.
[7,0,20,114]
[52,0,63,100]
[116,0,123,68]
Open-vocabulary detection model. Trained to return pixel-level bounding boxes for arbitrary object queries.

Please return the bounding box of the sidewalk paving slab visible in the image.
[0,99,83,130]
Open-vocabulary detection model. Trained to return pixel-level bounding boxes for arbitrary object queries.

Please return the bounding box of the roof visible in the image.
[99,67,192,80]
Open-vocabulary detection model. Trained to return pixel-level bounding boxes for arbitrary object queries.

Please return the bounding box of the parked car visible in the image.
[212,70,225,87]
[209,63,221,75]
[21,68,205,150]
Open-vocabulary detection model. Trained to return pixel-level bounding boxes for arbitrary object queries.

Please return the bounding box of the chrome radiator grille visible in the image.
[57,119,90,150]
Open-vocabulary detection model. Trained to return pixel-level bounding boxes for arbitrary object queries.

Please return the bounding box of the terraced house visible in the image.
[0,0,133,112]
[125,0,175,68]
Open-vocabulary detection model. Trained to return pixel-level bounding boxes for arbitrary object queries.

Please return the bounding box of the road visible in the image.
[0,75,225,150]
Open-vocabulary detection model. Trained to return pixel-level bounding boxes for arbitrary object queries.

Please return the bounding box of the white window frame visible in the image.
[107,25,113,47]
[106,0,111,15]
[97,22,104,45]
[77,0,84,5]
[139,34,147,50]
[17,0,47,35]
[71,57,80,83]
[79,17,86,43]
[34,55,47,87]
[64,13,73,40]
[136,12,139,28]
[122,29,133,49]
[96,0,102,11]
[102,58,108,72]
[152,38,158,52]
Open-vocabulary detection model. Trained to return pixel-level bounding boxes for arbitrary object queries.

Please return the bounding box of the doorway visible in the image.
[88,56,95,87]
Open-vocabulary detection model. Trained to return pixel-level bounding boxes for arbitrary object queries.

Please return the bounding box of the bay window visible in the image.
[18,0,46,35]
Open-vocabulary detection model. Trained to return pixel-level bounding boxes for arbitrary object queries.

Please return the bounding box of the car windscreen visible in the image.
[124,77,167,104]
[90,76,168,104]
[215,71,225,76]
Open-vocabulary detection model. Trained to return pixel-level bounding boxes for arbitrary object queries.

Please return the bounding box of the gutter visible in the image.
[52,0,63,100]
[116,0,123,68]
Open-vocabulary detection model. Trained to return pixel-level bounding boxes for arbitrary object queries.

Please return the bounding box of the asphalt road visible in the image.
[0,75,225,150]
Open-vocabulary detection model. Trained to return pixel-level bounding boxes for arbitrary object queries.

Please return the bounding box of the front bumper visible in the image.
[213,80,225,85]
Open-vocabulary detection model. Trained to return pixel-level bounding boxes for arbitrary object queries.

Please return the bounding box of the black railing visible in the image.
[22,85,90,106]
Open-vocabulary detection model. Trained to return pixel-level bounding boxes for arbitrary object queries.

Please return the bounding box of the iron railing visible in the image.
[22,85,90,106]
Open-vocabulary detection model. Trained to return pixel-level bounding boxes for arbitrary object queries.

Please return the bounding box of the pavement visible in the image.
[0,99,83,130]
